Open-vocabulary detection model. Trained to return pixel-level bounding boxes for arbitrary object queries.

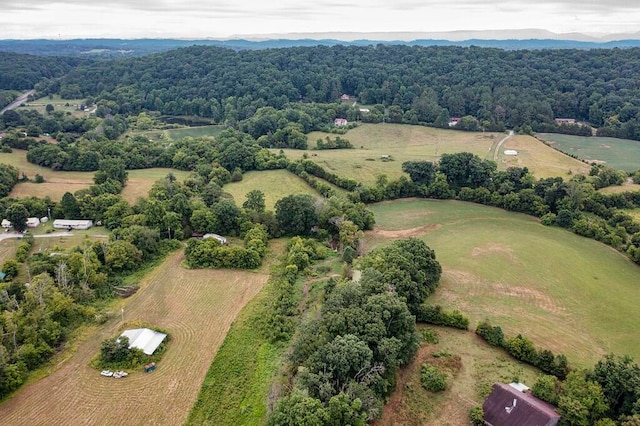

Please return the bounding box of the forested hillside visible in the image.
[0,52,89,91]
[40,45,640,139]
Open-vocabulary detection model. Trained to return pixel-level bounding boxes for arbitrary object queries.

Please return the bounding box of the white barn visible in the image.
[120,328,167,356]
[53,219,93,230]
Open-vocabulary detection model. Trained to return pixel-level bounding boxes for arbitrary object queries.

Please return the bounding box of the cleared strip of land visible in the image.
[0,249,268,426]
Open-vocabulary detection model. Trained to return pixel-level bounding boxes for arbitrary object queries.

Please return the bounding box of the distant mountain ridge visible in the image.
[2,29,640,57]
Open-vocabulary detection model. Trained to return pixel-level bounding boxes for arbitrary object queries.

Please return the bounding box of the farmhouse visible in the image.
[334,118,348,126]
[203,233,227,244]
[120,328,167,356]
[448,117,461,127]
[1,219,11,229]
[52,219,93,230]
[483,383,560,426]
[26,217,40,228]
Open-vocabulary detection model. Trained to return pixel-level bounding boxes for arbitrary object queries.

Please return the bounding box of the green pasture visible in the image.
[224,170,321,210]
[166,125,225,140]
[538,133,640,172]
[24,95,91,117]
[598,183,640,195]
[276,124,501,185]
[365,199,640,366]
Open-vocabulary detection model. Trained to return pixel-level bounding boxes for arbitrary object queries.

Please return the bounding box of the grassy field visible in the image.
[0,150,189,202]
[1,150,95,199]
[122,168,191,204]
[0,238,19,266]
[276,125,590,185]
[598,183,640,195]
[23,95,91,118]
[538,133,640,172]
[224,170,321,210]
[623,208,640,222]
[375,326,539,426]
[166,125,225,140]
[0,249,269,426]
[276,124,501,185]
[364,199,640,367]
[500,134,591,178]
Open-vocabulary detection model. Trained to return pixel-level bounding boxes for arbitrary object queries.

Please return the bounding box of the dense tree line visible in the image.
[0,164,19,198]
[269,238,442,423]
[26,45,640,140]
[0,52,88,91]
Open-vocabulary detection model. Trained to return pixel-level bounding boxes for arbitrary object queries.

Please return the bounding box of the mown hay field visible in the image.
[224,169,321,210]
[538,133,640,172]
[2,150,95,199]
[500,134,591,178]
[0,249,269,426]
[122,168,191,204]
[0,150,190,202]
[365,199,640,367]
[0,238,19,266]
[277,124,501,185]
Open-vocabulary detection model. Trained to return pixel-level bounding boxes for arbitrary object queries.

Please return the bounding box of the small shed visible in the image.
[53,219,93,230]
[26,217,40,228]
[40,216,49,223]
[203,233,227,244]
[120,328,167,355]
[483,383,560,426]
[1,219,11,229]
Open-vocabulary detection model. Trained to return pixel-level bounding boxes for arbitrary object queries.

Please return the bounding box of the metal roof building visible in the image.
[483,383,560,426]
[120,328,167,355]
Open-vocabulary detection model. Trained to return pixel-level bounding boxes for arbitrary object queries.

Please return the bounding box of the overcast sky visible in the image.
[1,0,639,39]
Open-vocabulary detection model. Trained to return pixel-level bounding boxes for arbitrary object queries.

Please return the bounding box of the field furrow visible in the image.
[0,250,268,426]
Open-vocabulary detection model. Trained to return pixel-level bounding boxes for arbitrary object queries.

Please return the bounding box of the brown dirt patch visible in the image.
[370,224,441,238]
[0,250,268,426]
[471,243,519,263]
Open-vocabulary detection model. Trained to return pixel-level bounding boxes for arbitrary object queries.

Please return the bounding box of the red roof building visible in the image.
[483,383,560,426]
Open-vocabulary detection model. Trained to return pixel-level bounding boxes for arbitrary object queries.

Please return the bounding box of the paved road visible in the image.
[1,89,35,114]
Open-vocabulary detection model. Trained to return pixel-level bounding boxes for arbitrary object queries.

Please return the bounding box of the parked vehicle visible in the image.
[100,370,113,377]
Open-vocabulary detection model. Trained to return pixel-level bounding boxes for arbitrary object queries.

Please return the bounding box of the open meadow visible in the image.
[122,168,191,204]
[277,124,591,185]
[224,169,321,210]
[365,198,640,367]
[375,326,540,426]
[0,249,269,426]
[23,95,92,118]
[0,150,190,202]
[0,238,19,266]
[500,134,591,178]
[537,133,640,172]
[1,150,95,199]
[277,124,501,184]
[165,125,225,140]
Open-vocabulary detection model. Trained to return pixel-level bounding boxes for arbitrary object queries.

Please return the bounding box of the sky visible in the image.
[1,0,639,39]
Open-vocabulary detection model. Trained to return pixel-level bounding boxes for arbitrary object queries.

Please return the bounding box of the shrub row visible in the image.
[414,304,469,330]
[475,320,569,379]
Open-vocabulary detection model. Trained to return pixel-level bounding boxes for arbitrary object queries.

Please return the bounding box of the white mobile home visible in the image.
[1,219,11,230]
[26,217,40,228]
[53,219,93,230]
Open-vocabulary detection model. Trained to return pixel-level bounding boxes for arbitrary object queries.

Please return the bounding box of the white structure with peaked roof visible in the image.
[120,328,167,355]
